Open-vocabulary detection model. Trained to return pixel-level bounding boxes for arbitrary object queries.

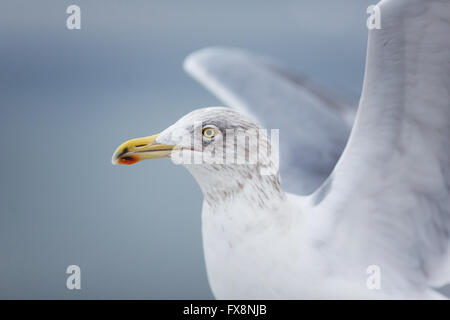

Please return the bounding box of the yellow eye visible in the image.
[202,127,218,139]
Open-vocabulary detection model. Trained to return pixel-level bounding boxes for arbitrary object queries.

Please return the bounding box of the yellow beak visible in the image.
[112,134,175,165]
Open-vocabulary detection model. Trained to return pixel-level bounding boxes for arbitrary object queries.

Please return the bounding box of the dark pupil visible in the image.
[206,129,213,136]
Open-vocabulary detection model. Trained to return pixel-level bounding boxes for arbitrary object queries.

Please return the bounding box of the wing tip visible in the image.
[183,46,255,76]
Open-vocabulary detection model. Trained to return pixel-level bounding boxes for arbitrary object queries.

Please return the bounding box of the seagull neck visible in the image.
[186,163,286,210]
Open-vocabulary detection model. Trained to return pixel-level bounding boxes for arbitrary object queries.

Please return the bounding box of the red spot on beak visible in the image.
[118,156,139,165]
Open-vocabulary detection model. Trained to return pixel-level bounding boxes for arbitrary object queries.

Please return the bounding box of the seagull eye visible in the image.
[202,127,218,139]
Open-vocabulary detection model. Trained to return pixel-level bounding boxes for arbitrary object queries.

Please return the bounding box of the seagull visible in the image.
[112,0,450,299]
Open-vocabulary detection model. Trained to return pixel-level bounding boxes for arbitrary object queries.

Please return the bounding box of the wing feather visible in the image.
[312,0,450,292]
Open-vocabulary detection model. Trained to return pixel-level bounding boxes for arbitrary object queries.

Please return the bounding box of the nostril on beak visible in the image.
[135,144,147,148]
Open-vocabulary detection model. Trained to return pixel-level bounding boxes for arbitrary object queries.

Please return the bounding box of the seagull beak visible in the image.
[112,134,175,165]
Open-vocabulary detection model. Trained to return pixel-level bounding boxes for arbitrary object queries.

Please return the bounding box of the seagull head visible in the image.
[112,107,282,203]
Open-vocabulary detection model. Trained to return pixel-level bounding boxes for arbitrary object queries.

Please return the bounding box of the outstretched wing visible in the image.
[312,0,450,294]
[184,47,355,195]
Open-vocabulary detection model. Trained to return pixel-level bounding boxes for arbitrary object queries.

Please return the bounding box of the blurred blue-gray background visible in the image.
[0,0,374,298]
